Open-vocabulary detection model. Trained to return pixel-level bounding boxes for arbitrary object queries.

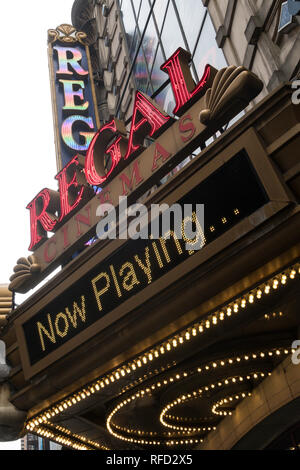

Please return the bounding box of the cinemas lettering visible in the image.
[23,152,268,364]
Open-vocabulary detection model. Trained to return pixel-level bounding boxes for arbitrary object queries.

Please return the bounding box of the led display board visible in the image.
[22,151,268,365]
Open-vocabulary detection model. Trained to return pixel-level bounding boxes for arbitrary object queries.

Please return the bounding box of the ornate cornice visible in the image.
[47,24,88,45]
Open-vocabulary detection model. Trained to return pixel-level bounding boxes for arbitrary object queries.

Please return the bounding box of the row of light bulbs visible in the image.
[25,263,299,449]
[160,371,271,432]
[106,345,291,445]
[161,346,291,433]
[212,392,252,416]
[34,426,92,450]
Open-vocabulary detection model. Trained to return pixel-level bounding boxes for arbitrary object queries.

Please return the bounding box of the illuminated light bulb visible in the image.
[256,289,262,299]
[265,285,270,294]
[142,356,147,364]
[172,339,178,348]
[192,328,197,336]
[148,353,153,361]
[166,343,171,351]
[199,324,204,333]
[290,270,296,279]
[160,346,165,354]
[241,299,246,308]
[233,304,239,313]
[185,331,191,340]
[205,320,210,329]
[121,369,126,376]
[273,279,279,289]
[281,275,287,285]
[137,360,142,367]
[276,350,281,355]
[249,294,254,304]
[227,307,232,317]
[220,312,225,320]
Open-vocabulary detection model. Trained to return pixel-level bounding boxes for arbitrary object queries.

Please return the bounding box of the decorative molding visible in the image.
[200,66,264,125]
[216,0,238,48]
[243,44,257,70]
[9,256,41,294]
[47,24,88,45]
[245,16,263,45]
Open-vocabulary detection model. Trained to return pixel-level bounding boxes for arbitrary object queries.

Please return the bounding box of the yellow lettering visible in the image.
[150,236,164,268]
[110,265,122,297]
[119,262,140,291]
[134,248,152,284]
[182,212,206,255]
[160,231,183,263]
[73,295,86,322]
[55,312,69,338]
[91,272,111,312]
[37,314,56,352]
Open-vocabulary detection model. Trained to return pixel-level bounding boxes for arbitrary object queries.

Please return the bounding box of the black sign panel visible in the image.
[23,151,268,365]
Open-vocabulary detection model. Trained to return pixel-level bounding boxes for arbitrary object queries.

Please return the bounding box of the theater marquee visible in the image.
[9,28,266,296]
[11,27,285,378]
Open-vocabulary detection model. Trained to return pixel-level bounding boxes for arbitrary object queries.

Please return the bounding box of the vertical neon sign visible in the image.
[48,24,100,170]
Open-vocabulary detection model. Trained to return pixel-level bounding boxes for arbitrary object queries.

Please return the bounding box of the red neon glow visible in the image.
[124,92,171,160]
[27,189,58,251]
[161,48,211,116]
[85,120,123,186]
[55,155,85,222]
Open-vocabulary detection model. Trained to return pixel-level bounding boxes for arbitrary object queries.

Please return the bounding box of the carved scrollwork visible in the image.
[9,256,41,293]
[47,24,88,45]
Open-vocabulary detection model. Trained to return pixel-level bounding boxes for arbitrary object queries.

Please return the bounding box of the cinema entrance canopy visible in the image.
[2,28,300,449]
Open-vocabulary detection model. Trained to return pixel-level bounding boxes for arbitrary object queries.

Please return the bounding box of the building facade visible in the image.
[205,0,300,96]
[0,0,299,452]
